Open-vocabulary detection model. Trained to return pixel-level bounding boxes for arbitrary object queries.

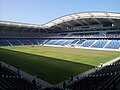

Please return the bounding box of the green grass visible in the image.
[0,46,120,84]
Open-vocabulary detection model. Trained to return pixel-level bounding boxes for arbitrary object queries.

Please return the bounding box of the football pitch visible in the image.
[0,46,120,84]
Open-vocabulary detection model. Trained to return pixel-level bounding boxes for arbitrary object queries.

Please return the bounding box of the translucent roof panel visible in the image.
[108,13,120,17]
[1,12,120,29]
[91,12,107,17]
[43,12,120,28]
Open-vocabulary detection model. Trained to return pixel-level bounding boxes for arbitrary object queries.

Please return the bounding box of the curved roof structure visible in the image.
[42,12,120,30]
[0,20,42,28]
[0,12,120,32]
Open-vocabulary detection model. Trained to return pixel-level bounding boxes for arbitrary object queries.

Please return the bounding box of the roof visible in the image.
[0,20,42,28]
[42,12,120,30]
[0,12,120,31]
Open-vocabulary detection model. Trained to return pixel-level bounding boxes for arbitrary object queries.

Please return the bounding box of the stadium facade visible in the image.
[0,11,120,50]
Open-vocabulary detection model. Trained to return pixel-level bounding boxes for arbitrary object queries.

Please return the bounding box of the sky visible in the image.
[0,0,120,24]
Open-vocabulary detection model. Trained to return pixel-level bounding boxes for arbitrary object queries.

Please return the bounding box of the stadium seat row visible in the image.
[0,39,120,49]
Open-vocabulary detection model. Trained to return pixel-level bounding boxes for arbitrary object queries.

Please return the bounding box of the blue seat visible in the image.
[9,40,22,46]
[76,40,85,45]
[91,40,107,48]
[0,40,10,46]
[105,40,120,49]
[82,40,95,47]
[19,40,32,45]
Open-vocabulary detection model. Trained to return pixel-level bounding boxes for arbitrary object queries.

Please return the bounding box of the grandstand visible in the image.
[0,12,120,50]
[0,63,35,90]
[0,12,120,89]
[67,60,120,90]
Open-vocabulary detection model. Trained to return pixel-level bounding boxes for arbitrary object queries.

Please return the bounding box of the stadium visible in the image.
[0,11,120,90]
